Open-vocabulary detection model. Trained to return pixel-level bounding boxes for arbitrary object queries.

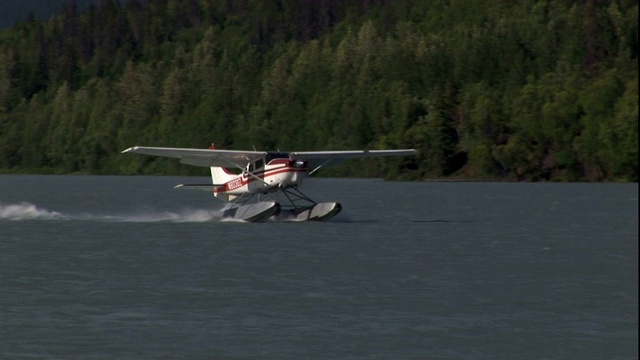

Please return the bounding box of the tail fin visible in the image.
[208,144,237,201]
[210,167,236,185]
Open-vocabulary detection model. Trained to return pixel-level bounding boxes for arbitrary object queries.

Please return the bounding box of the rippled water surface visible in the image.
[0,175,637,359]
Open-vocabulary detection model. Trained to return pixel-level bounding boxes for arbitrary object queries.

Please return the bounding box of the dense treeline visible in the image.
[0,0,637,181]
[0,0,96,29]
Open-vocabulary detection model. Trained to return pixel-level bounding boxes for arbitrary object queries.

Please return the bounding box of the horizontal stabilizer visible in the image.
[174,184,219,191]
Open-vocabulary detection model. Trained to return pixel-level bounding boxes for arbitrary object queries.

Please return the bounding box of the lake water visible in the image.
[0,175,637,359]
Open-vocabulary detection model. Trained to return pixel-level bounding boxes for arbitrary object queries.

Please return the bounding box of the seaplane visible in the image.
[122,145,416,222]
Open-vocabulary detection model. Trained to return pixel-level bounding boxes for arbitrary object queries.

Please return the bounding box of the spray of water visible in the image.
[91,209,223,223]
[0,202,227,223]
[0,202,66,221]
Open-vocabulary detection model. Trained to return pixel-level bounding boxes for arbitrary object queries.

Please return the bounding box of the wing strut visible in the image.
[217,155,270,187]
[307,157,335,176]
[245,169,270,186]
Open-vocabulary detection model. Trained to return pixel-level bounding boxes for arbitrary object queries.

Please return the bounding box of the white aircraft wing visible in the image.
[288,149,416,171]
[122,146,266,168]
[289,149,416,160]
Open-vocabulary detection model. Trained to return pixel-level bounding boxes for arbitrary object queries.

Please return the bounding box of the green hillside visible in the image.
[0,0,96,29]
[0,0,637,181]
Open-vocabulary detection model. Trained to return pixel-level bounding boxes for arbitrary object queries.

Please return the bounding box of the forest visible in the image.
[0,0,96,29]
[0,0,637,181]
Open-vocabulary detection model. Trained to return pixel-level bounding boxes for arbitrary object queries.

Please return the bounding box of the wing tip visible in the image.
[121,146,139,154]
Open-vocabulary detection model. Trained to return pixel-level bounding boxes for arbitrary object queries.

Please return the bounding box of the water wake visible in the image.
[89,209,221,223]
[0,202,66,221]
[0,202,222,223]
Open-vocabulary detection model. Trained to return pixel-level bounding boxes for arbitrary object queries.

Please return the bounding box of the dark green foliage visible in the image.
[0,0,637,181]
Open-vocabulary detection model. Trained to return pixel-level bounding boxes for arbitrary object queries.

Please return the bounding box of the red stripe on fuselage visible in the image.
[213,166,307,194]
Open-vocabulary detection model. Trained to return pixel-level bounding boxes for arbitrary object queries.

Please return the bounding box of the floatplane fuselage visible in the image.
[213,155,309,200]
[122,145,416,222]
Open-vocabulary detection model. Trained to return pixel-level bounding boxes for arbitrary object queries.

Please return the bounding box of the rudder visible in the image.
[208,144,237,201]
